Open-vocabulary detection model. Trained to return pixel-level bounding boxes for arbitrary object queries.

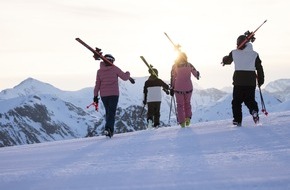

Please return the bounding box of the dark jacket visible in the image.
[223,43,264,86]
[143,75,169,103]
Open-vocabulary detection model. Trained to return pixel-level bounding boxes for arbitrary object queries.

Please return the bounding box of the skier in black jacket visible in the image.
[143,68,169,128]
[222,35,265,126]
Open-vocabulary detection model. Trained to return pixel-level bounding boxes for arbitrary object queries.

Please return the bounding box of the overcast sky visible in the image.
[1,0,290,91]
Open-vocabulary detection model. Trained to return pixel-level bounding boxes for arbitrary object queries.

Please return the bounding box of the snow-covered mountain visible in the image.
[264,79,290,101]
[0,77,290,147]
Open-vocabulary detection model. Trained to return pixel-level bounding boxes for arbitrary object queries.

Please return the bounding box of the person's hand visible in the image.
[129,77,135,84]
[258,79,264,87]
[170,88,174,96]
[93,96,99,104]
[196,71,200,80]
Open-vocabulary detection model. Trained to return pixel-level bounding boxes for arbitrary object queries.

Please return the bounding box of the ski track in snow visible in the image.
[0,112,290,190]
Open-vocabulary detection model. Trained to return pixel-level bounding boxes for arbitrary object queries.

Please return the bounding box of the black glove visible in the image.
[196,71,200,80]
[163,88,169,95]
[129,77,135,84]
[258,79,264,87]
[170,88,174,96]
[143,100,147,105]
[93,96,99,104]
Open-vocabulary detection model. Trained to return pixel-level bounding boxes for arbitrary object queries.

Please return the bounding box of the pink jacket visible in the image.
[94,62,131,97]
[171,62,199,92]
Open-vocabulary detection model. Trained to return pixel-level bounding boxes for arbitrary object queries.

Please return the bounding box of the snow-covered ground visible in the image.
[1,111,290,190]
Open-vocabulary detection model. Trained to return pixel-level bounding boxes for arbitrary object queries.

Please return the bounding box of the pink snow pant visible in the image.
[174,91,192,124]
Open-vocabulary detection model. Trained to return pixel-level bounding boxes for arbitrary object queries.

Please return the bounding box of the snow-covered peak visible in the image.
[264,78,290,93]
[0,77,63,100]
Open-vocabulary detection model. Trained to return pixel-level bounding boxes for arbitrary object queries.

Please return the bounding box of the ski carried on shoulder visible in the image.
[140,56,170,94]
[140,56,158,78]
[164,32,182,52]
[163,32,200,78]
[75,38,135,84]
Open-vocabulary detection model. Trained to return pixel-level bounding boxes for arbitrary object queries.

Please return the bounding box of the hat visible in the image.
[104,54,115,63]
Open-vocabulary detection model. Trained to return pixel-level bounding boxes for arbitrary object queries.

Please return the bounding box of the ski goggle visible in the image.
[105,56,115,63]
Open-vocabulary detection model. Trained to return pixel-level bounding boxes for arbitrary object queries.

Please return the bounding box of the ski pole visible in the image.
[86,102,99,111]
[258,85,268,116]
[75,38,135,84]
[168,95,173,125]
[172,95,178,124]
[140,103,145,117]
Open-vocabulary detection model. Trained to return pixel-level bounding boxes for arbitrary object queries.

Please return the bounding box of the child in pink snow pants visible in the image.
[170,52,200,127]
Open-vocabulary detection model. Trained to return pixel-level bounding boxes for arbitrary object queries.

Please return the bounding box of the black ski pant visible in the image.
[232,85,259,123]
[147,101,161,127]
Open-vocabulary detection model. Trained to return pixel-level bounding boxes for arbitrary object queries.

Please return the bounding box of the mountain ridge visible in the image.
[0,77,290,147]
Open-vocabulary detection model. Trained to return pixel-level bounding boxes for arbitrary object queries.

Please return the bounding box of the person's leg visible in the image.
[244,86,259,123]
[175,93,185,126]
[232,86,244,125]
[152,102,161,127]
[102,96,119,136]
[184,92,192,126]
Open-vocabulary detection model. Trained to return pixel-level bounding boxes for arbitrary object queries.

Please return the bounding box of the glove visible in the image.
[258,79,264,87]
[170,88,174,96]
[93,96,99,104]
[196,71,200,80]
[129,77,135,84]
[163,88,169,95]
[143,100,147,105]
[222,55,232,66]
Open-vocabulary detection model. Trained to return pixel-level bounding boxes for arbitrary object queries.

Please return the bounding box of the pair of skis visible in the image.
[140,32,183,78]
[75,38,135,85]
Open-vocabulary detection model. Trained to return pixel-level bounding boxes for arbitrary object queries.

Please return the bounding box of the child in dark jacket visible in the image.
[143,68,169,128]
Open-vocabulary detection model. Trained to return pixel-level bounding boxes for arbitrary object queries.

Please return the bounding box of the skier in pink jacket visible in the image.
[170,52,200,127]
[93,54,131,137]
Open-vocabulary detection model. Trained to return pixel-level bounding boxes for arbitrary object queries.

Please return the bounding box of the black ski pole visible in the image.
[140,103,145,117]
[172,95,178,124]
[168,95,173,126]
[258,85,268,116]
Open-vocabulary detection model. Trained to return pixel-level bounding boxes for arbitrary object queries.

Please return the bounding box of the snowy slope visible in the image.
[0,111,290,190]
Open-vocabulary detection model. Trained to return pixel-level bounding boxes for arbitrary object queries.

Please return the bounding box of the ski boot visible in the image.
[185,117,191,126]
[147,119,153,129]
[103,128,113,138]
[252,111,259,124]
[233,120,242,127]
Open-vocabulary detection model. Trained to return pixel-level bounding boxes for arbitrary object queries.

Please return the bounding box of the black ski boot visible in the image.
[233,120,242,127]
[103,128,113,138]
[252,111,259,124]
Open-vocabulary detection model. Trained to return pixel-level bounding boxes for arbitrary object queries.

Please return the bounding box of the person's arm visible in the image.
[255,55,264,87]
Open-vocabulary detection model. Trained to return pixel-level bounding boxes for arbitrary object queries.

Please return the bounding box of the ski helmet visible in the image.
[104,54,115,63]
[237,35,247,46]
